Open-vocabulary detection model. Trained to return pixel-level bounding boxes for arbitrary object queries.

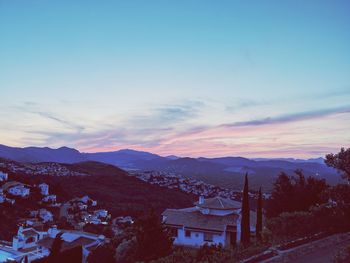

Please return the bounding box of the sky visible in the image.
[0,0,349,158]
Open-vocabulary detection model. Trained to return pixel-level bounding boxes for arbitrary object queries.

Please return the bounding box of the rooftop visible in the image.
[37,236,97,252]
[162,209,238,233]
[194,197,241,210]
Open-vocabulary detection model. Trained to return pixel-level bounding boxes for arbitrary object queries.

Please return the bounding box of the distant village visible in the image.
[130,170,271,200]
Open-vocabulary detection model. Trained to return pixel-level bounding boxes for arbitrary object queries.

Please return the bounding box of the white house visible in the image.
[31,209,54,223]
[0,189,4,203]
[42,194,57,203]
[0,171,8,181]
[7,183,30,197]
[80,195,97,206]
[38,183,49,196]
[6,225,106,263]
[12,226,45,251]
[37,226,106,263]
[162,196,256,248]
[93,209,108,218]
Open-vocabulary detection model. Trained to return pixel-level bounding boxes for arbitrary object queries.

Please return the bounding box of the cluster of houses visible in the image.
[0,225,106,262]
[61,196,110,229]
[0,168,114,229]
[132,171,270,200]
[0,180,59,207]
[0,181,30,204]
[0,170,132,262]
[0,160,88,177]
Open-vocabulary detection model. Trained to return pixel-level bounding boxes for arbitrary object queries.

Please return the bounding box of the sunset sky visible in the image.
[0,1,349,158]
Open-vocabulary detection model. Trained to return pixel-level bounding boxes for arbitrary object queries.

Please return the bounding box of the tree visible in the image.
[240,173,250,245]
[133,210,173,261]
[49,233,63,263]
[265,211,314,241]
[256,187,263,241]
[88,244,115,263]
[266,172,294,217]
[325,147,350,182]
[266,171,328,217]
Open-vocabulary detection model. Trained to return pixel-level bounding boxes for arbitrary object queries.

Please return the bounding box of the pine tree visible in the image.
[240,173,250,245]
[256,187,263,240]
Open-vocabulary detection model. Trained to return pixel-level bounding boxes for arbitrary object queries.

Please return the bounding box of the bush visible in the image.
[266,211,315,242]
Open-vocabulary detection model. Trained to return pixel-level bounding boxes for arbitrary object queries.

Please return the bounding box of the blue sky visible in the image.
[0,0,349,157]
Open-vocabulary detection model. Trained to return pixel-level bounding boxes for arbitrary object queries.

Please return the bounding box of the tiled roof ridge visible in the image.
[217,197,224,208]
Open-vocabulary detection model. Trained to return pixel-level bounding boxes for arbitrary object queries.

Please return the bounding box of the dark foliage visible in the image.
[325,147,350,181]
[256,187,263,240]
[48,233,63,262]
[266,170,329,217]
[88,244,115,263]
[241,173,250,245]
[133,210,173,261]
[33,246,82,263]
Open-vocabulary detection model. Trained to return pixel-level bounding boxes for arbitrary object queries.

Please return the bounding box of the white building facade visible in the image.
[0,171,8,181]
[162,196,255,248]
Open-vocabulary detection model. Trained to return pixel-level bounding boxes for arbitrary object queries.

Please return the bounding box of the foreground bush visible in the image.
[152,243,270,263]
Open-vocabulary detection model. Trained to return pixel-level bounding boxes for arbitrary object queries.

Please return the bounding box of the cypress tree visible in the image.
[256,187,263,241]
[49,233,63,263]
[240,173,250,245]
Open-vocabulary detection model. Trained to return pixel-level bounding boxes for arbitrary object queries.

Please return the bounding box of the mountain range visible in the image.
[0,144,342,190]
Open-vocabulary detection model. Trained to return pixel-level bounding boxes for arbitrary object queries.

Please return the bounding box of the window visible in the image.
[169,228,178,237]
[185,230,191,237]
[204,233,213,242]
[25,237,35,244]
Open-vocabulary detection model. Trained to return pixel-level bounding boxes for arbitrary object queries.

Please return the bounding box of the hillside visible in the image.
[1,159,195,217]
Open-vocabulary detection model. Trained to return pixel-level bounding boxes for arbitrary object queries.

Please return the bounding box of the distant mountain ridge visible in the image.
[0,144,342,190]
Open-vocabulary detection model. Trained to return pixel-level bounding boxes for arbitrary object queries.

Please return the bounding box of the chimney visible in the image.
[48,225,59,238]
[18,225,24,234]
[199,195,205,205]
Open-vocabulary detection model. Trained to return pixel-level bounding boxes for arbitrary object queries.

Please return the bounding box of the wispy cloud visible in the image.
[223,105,350,127]
[3,99,350,158]
[32,111,85,131]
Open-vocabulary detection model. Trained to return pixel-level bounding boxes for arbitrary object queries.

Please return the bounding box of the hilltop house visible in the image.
[162,196,256,248]
[38,183,49,196]
[0,171,8,181]
[0,189,4,203]
[2,181,30,197]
